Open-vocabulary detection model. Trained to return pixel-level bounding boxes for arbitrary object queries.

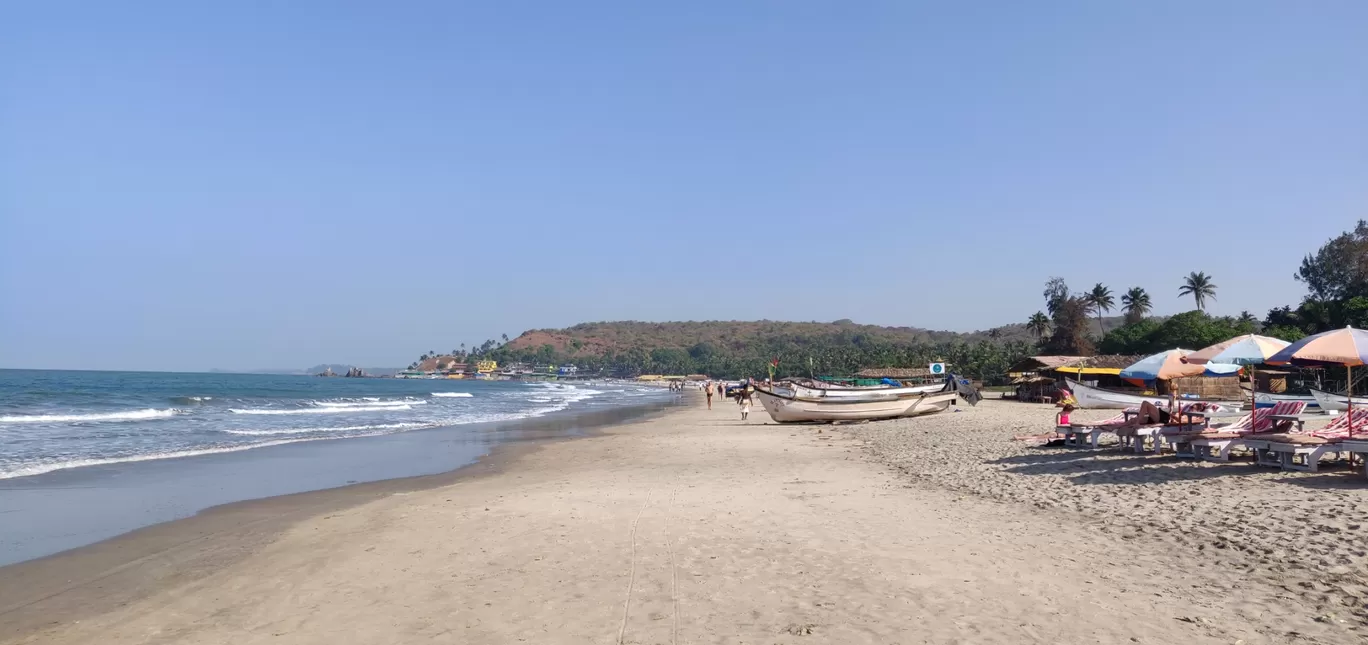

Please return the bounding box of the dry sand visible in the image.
[2,396,1365,644]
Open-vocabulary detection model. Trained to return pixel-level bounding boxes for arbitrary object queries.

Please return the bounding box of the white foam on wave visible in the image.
[222,422,428,436]
[0,424,424,480]
[0,409,181,424]
[229,404,413,416]
[312,399,426,408]
[431,392,474,398]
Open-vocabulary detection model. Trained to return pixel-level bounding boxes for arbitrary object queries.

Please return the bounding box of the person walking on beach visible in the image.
[704,380,714,409]
[739,390,752,421]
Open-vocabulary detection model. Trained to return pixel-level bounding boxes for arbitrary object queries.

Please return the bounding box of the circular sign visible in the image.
[929,362,945,375]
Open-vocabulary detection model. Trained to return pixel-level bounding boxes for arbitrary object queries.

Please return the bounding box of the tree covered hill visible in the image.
[505,319,1021,357]
[493,319,1096,381]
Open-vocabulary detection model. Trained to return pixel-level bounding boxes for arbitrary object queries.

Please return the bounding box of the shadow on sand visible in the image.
[992,448,1285,485]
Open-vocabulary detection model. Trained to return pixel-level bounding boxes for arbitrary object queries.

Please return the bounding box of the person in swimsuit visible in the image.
[704,381,714,410]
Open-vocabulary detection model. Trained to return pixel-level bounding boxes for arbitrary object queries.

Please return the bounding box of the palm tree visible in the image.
[1179,272,1218,311]
[1027,311,1051,340]
[1121,287,1152,323]
[501,333,509,342]
[1085,283,1114,334]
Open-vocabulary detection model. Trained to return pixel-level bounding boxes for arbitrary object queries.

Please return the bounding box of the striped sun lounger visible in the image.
[1184,401,1307,462]
[1252,408,1368,472]
[1117,402,1218,455]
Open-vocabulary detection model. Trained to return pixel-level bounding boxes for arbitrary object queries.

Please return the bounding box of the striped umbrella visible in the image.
[1184,334,1292,409]
[1121,349,1241,381]
[1185,334,1292,365]
[1266,326,1368,436]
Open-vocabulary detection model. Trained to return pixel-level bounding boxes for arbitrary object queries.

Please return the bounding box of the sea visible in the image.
[0,369,676,564]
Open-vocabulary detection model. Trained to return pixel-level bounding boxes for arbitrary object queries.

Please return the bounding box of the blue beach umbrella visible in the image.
[1185,334,1292,409]
[1121,350,1242,405]
[1120,349,1203,381]
[1188,334,1292,366]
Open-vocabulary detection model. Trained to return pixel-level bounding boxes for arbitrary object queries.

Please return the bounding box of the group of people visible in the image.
[701,379,754,420]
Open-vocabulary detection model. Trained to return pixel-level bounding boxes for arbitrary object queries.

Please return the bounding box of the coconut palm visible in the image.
[1179,272,1218,311]
[1085,283,1114,334]
[1026,311,1051,341]
[501,333,509,342]
[1121,287,1152,323]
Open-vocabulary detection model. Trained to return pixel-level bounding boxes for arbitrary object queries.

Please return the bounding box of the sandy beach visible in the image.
[3,396,1365,644]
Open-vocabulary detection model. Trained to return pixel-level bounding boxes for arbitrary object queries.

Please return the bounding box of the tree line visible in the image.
[488,332,1035,384]
[1028,221,1368,356]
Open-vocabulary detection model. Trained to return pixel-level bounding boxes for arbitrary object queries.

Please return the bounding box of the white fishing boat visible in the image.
[782,382,944,398]
[752,387,958,423]
[1310,388,1356,412]
[1067,380,1244,411]
[1251,390,1319,410]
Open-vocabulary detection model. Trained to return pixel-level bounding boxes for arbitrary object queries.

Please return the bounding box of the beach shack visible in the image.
[1007,355,1144,402]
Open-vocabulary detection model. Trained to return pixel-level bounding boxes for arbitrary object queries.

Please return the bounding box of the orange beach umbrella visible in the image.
[1266,326,1368,437]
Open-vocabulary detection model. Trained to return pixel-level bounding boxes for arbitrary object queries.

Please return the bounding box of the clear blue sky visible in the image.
[2,2,1364,371]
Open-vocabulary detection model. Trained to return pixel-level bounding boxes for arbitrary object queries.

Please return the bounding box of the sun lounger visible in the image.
[1115,403,1212,454]
[1256,409,1368,472]
[1340,439,1368,477]
[1160,412,1248,458]
[1060,410,1132,448]
[1187,401,1307,462]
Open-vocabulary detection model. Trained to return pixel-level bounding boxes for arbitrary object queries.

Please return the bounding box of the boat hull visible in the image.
[1067,380,1243,410]
[786,383,943,398]
[1310,388,1357,412]
[754,389,956,423]
[1251,391,1319,410]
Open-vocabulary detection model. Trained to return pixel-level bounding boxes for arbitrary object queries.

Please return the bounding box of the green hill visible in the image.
[494,319,1077,381]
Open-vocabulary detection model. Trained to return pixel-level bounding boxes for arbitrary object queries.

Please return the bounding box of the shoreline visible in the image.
[0,394,679,566]
[0,400,682,634]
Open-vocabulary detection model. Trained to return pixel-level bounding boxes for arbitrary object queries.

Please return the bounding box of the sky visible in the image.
[2,1,1365,372]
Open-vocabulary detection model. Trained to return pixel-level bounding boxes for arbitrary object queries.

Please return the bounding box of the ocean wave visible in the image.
[229,404,413,416]
[0,426,419,480]
[170,396,214,404]
[431,392,474,398]
[0,409,181,424]
[221,422,428,436]
[312,399,426,408]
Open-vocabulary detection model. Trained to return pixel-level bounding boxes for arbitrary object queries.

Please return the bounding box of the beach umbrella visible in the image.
[1121,350,1241,408]
[1266,326,1368,437]
[1184,334,1292,365]
[1184,334,1292,409]
[1121,349,1205,381]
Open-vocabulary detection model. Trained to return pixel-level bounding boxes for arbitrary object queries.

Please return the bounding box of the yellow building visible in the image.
[476,360,498,374]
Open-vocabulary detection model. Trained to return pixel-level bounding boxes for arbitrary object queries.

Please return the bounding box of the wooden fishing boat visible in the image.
[1250,390,1319,410]
[1067,380,1244,410]
[782,382,944,398]
[1310,388,1354,412]
[752,386,958,423]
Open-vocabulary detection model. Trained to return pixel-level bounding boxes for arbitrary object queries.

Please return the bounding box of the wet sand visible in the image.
[2,396,1364,644]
